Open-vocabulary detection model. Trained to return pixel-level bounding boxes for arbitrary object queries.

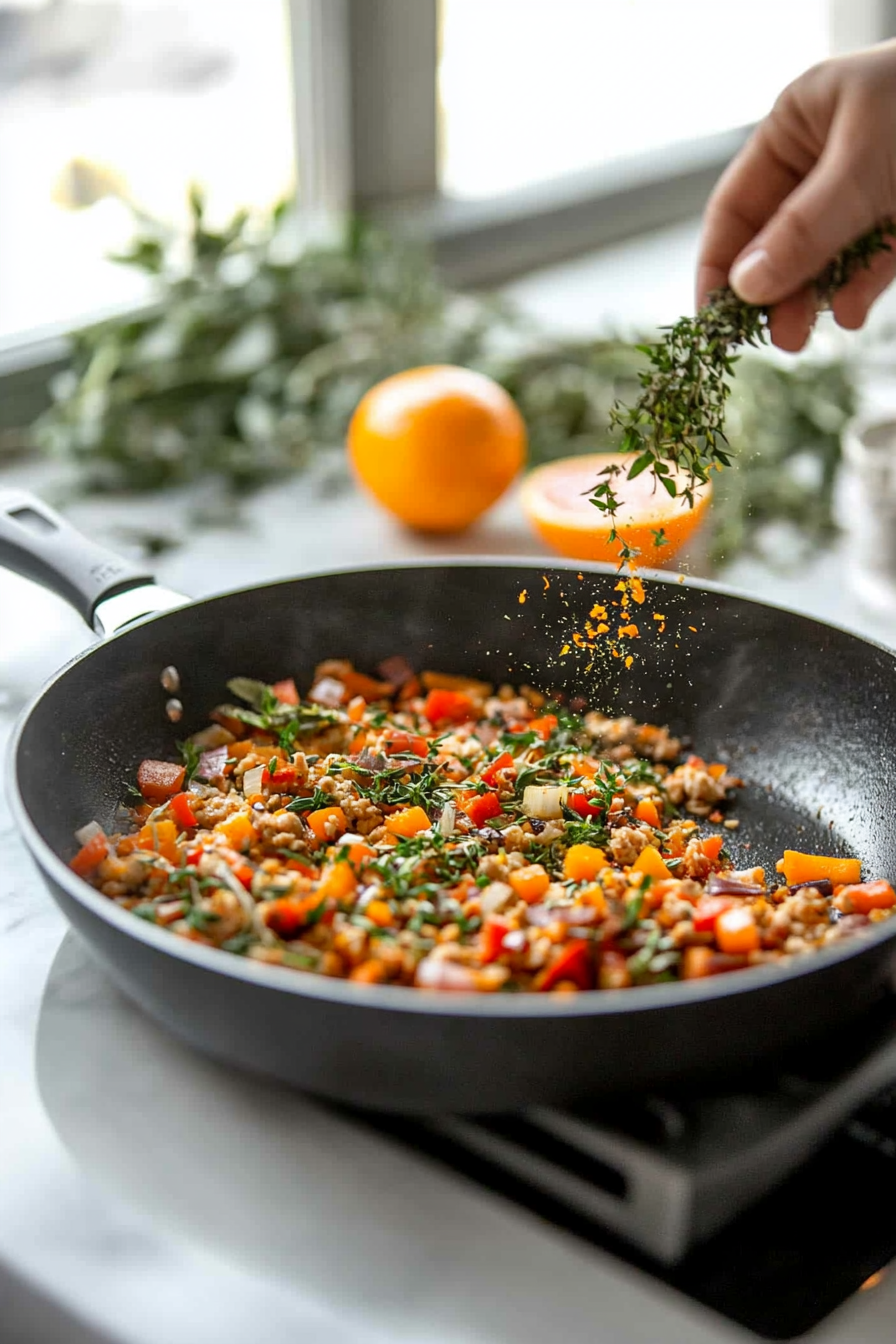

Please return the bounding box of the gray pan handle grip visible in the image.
[0,489,182,633]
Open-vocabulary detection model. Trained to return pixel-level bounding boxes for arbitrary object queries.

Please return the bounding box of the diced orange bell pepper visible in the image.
[423,688,475,726]
[508,863,551,903]
[136,759,186,803]
[346,695,367,723]
[306,805,348,843]
[385,806,432,838]
[365,899,395,927]
[70,831,108,877]
[215,812,257,853]
[168,792,198,830]
[563,844,607,883]
[316,861,358,901]
[632,845,672,881]
[837,880,896,914]
[350,959,388,984]
[271,678,299,705]
[539,941,593,992]
[682,946,714,979]
[634,798,660,828]
[776,851,862,887]
[229,741,257,761]
[341,669,395,701]
[715,905,760,954]
[329,835,377,866]
[702,834,725,863]
[528,714,558,740]
[569,757,600,779]
[136,818,181,865]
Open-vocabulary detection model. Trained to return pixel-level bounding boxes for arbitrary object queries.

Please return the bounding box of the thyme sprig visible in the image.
[592,220,896,540]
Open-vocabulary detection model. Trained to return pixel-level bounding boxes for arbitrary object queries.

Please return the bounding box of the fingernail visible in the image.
[730,248,770,302]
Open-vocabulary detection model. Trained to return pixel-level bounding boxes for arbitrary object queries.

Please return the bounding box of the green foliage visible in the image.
[32,188,866,564]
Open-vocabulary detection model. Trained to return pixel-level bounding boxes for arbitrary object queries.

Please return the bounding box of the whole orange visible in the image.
[348,365,526,533]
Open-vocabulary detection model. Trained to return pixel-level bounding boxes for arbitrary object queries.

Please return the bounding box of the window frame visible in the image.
[0,0,893,424]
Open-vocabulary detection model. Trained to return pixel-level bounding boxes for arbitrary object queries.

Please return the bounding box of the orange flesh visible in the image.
[520,453,712,564]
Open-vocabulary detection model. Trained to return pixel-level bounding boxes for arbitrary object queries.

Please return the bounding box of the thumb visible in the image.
[729,148,876,305]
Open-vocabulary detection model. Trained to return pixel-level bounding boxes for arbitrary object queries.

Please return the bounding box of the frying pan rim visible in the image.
[9,556,896,1020]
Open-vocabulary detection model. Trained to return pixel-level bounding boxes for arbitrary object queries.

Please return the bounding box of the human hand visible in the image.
[696,40,896,351]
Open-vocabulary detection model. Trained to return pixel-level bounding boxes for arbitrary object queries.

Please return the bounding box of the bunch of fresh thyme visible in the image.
[592,220,896,548]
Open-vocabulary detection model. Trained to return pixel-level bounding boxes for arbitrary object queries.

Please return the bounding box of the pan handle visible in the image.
[0,489,185,635]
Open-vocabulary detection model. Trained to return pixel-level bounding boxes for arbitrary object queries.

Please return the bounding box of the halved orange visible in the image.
[520,452,712,565]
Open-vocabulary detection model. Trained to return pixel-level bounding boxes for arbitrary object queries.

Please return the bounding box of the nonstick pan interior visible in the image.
[13,561,896,1111]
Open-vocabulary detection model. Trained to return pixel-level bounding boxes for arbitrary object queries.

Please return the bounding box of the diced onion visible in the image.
[189,724,235,750]
[522,784,568,819]
[196,745,229,781]
[439,802,456,837]
[74,820,104,846]
[242,765,266,797]
[309,676,345,708]
[480,881,515,916]
[415,956,479,991]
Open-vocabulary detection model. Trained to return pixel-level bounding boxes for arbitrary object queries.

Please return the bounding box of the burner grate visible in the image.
[354,1000,896,1339]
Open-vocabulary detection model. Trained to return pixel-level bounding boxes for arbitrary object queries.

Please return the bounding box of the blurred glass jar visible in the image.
[841,414,896,616]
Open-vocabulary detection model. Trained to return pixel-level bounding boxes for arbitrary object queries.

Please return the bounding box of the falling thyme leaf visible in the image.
[593,219,896,533]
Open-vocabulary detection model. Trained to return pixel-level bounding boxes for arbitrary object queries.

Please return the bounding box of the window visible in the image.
[0,0,890,368]
[439,0,834,200]
[0,0,294,342]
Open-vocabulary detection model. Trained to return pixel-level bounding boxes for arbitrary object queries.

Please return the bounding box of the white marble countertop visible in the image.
[4,449,896,1344]
[7,208,896,1339]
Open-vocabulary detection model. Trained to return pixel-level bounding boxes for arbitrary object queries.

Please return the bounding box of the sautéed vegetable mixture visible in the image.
[70,660,896,992]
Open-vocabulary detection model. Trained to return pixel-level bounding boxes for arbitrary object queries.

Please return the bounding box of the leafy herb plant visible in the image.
[31,189,869,565]
[591,221,896,540]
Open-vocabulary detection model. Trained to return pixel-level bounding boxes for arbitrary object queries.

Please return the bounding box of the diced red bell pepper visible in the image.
[539,940,593,992]
[70,831,108,877]
[480,918,511,964]
[136,759,186,803]
[567,791,602,820]
[462,791,503,828]
[185,846,204,867]
[423,688,475,726]
[528,714,558,741]
[262,764,297,788]
[481,752,515,787]
[271,678,299,705]
[286,856,319,877]
[263,893,326,939]
[232,862,255,891]
[384,731,428,759]
[168,792,198,830]
[693,895,735,932]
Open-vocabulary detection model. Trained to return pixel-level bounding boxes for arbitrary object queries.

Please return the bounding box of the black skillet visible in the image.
[4,488,896,1114]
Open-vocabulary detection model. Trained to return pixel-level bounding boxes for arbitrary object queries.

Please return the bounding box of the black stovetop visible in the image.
[354,1000,896,1340]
